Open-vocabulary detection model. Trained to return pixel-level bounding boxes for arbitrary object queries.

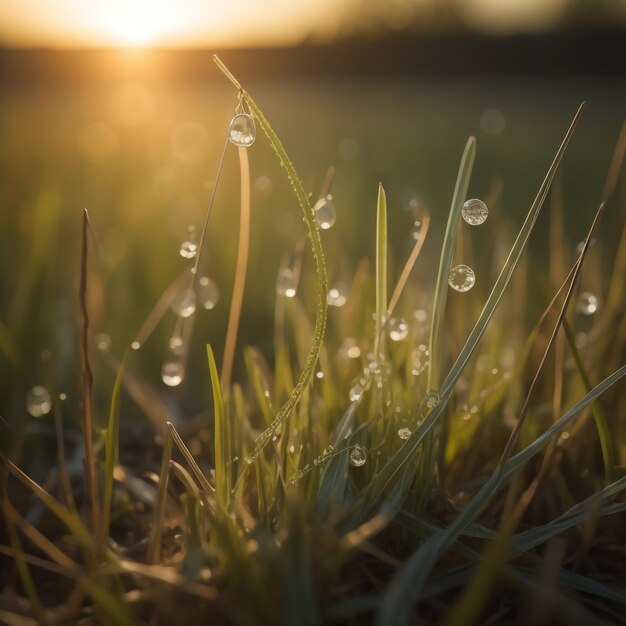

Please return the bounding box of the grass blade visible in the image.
[147,428,173,564]
[374,183,388,357]
[213,55,328,460]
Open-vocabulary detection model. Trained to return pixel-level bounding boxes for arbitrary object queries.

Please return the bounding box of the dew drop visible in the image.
[398,427,412,440]
[95,332,111,352]
[425,390,440,409]
[414,308,427,322]
[171,288,197,318]
[161,358,185,387]
[131,341,141,351]
[577,292,598,315]
[349,378,365,402]
[179,240,197,259]
[26,385,52,418]
[197,276,219,310]
[276,268,297,298]
[412,219,422,240]
[59,392,67,401]
[462,199,488,225]
[339,337,361,360]
[448,264,476,292]
[388,317,409,341]
[349,445,367,467]
[314,195,336,230]
[228,113,256,147]
[327,284,347,307]
[169,334,184,354]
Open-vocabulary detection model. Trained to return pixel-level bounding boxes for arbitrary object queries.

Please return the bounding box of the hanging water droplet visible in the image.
[171,288,197,318]
[314,195,336,230]
[161,358,185,387]
[462,199,488,225]
[576,291,598,315]
[349,378,366,402]
[398,427,412,440]
[425,390,440,409]
[339,337,361,360]
[349,445,367,467]
[388,317,409,341]
[26,385,52,418]
[179,240,197,259]
[197,276,219,310]
[169,333,184,354]
[414,308,427,323]
[131,341,141,351]
[95,333,111,352]
[276,267,297,298]
[412,219,422,240]
[228,113,256,147]
[327,284,347,307]
[448,264,476,292]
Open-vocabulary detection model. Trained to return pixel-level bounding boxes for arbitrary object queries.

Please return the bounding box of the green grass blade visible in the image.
[147,428,173,564]
[213,55,328,461]
[562,319,614,484]
[428,136,476,390]
[207,344,230,511]
[101,355,126,539]
[376,363,626,626]
[374,183,387,357]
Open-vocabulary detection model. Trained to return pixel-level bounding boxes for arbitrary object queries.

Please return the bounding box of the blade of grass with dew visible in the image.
[221,146,251,389]
[147,428,172,564]
[363,105,585,511]
[428,137,476,391]
[213,55,328,460]
[562,318,614,484]
[376,363,626,626]
[208,344,230,511]
[101,355,126,539]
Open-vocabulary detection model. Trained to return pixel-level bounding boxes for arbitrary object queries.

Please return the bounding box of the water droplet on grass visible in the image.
[131,341,141,351]
[577,292,598,315]
[398,427,411,440]
[179,241,197,259]
[198,276,219,309]
[169,334,184,354]
[162,359,184,387]
[339,338,361,360]
[349,378,365,402]
[276,268,297,298]
[448,264,476,292]
[228,113,256,147]
[327,284,347,307]
[172,288,197,317]
[349,445,367,467]
[314,195,336,230]
[95,333,111,352]
[26,385,52,417]
[462,199,488,225]
[388,318,408,341]
[425,390,440,409]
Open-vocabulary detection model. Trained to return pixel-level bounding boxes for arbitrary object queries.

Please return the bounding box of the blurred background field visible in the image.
[0,0,625,447]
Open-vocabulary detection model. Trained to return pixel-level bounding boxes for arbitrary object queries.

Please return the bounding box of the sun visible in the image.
[95,1,183,47]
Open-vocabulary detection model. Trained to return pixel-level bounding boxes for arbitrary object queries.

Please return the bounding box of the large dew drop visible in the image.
[26,385,52,418]
[388,318,408,341]
[448,264,476,292]
[228,113,256,147]
[314,195,336,230]
[171,288,197,318]
[349,445,367,467]
[276,268,297,298]
[198,276,219,309]
[162,358,185,387]
[577,292,598,315]
[462,199,488,226]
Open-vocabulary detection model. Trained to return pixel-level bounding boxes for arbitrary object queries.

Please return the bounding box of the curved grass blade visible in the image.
[213,55,328,460]
[374,183,388,358]
[428,136,476,390]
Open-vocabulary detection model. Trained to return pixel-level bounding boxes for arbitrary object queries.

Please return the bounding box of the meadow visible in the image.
[1,52,625,624]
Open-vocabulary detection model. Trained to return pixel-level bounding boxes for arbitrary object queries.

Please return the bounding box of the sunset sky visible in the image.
[0,0,608,48]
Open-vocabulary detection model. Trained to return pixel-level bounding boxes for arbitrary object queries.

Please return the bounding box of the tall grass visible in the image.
[1,62,625,626]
